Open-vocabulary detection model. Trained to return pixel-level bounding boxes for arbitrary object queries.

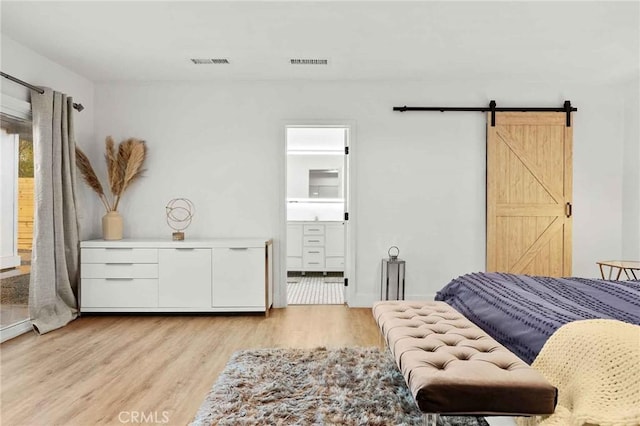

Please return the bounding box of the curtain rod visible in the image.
[393,100,577,126]
[1,71,84,112]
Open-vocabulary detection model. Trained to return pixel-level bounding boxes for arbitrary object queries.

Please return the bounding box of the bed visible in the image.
[434,272,640,364]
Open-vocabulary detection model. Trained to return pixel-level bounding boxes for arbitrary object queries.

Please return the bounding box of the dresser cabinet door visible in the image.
[158,248,212,308]
[212,248,264,308]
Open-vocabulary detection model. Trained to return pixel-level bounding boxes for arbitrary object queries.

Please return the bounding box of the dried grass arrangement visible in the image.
[76,136,147,212]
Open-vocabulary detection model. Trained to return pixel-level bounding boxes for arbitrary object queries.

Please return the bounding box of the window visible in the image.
[0,97,34,340]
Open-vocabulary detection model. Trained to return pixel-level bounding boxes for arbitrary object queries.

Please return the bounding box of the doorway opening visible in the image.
[284,126,351,305]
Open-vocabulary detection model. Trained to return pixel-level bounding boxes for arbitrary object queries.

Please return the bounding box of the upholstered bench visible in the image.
[373,301,557,424]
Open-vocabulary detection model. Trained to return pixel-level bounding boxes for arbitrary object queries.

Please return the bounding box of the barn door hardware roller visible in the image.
[393,100,577,127]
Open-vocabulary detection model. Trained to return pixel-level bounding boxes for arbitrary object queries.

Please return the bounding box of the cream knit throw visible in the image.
[517,319,640,426]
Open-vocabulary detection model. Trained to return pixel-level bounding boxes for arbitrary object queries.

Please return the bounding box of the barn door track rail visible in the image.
[393,100,577,127]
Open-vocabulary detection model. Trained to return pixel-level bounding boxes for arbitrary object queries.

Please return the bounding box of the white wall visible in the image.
[622,70,640,259]
[93,78,630,306]
[0,35,96,239]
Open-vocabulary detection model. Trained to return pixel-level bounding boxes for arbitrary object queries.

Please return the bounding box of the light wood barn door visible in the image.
[487,112,572,276]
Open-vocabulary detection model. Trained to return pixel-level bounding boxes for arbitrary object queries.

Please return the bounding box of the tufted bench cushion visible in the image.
[373,301,557,416]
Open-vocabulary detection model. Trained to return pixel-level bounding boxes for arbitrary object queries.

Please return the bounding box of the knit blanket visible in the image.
[435,272,640,363]
[516,319,640,426]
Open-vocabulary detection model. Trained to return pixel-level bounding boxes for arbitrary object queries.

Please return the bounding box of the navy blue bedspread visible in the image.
[435,272,640,364]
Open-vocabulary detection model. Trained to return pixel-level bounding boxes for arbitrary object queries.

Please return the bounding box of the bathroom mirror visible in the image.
[286,154,343,200]
[308,169,340,198]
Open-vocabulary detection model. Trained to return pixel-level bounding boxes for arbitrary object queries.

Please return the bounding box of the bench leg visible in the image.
[422,413,439,426]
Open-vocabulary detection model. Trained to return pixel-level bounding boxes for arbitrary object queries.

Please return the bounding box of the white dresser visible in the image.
[80,238,273,314]
[287,222,344,272]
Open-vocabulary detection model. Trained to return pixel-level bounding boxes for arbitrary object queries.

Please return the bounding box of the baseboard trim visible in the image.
[1,319,32,343]
[348,293,437,308]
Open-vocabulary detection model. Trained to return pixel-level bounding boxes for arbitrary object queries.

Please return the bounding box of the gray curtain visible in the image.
[29,88,80,334]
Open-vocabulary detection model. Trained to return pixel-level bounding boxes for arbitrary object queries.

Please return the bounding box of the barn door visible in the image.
[487,112,572,276]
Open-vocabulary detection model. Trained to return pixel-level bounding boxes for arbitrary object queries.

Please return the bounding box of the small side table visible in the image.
[596,260,640,280]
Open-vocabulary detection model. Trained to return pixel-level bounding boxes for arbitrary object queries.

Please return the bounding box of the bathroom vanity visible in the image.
[287,221,344,273]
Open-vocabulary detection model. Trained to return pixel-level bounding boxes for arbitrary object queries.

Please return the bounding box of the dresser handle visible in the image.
[105,248,132,250]
[308,240,320,243]
[308,228,320,231]
[308,262,320,265]
[106,263,133,265]
[230,247,249,250]
[308,251,320,254]
[175,248,195,250]
[105,278,134,281]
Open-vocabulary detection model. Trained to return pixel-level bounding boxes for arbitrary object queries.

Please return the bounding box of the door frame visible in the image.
[277,120,357,307]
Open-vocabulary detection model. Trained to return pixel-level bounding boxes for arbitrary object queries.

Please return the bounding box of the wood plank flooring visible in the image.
[0,306,382,426]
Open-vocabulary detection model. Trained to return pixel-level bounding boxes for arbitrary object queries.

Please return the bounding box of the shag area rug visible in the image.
[191,347,488,426]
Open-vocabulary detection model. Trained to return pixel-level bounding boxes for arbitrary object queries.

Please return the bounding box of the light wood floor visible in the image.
[0,306,382,426]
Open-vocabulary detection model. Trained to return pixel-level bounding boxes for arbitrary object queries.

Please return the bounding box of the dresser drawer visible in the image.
[82,248,158,264]
[303,236,324,246]
[81,263,158,279]
[325,257,344,268]
[303,224,325,235]
[81,278,158,308]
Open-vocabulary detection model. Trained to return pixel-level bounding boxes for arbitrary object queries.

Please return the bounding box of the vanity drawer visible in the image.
[81,263,158,279]
[81,278,158,308]
[303,247,324,258]
[303,259,325,269]
[303,225,325,235]
[82,248,158,264]
[303,236,325,246]
[303,248,324,268]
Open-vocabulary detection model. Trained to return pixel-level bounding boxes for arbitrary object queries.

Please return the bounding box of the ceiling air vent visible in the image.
[190,58,230,64]
[290,59,328,65]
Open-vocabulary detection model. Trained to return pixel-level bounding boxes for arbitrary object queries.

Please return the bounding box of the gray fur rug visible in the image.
[191,347,488,426]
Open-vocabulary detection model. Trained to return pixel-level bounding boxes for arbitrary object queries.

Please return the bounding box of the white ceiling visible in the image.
[1,1,638,83]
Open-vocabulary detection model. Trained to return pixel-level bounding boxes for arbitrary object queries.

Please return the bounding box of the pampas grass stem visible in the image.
[76,136,148,213]
[76,147,112,212]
